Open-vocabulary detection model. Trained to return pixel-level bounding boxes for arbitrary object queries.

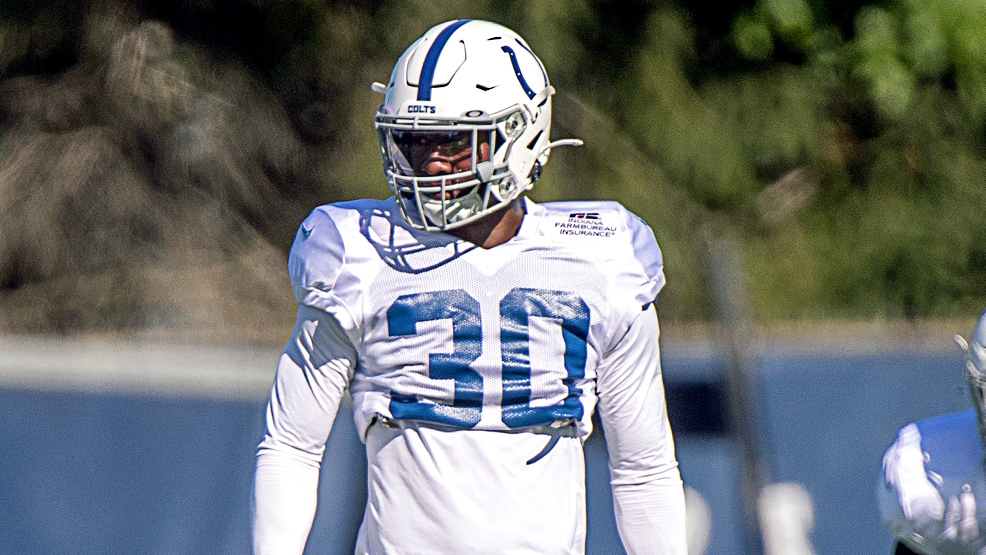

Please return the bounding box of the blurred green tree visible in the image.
[2,0,986,335]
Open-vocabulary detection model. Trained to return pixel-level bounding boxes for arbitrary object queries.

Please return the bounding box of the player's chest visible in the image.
[356,249,612,361]
[369,247,607,316]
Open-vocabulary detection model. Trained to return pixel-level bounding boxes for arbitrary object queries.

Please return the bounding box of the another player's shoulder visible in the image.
[915,407,977,434]
[880,408,985,554]
[536,199,662,269]
[882,409,982,487]
[914,408,981,458]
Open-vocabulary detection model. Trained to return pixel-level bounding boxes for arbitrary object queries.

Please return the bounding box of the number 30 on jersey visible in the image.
[387,287,589,429]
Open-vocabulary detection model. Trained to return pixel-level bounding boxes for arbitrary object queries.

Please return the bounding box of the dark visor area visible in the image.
[386,129,501,178]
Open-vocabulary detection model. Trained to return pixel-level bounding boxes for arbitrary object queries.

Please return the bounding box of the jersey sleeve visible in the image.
[252,304,358,555]
[595,304,687,554]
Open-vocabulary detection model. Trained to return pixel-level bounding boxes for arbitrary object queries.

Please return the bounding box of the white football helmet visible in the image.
[373,19,581,231]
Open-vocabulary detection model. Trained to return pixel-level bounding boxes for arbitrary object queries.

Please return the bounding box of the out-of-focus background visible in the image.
[2,0,986,553]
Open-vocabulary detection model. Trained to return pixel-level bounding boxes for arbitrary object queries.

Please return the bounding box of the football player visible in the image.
[878,308,986,555]
[251,19,687,554]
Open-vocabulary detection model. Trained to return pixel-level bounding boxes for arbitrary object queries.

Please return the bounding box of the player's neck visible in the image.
[449,198,526,249]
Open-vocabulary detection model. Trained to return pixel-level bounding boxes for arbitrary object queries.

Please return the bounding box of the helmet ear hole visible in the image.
[504,113,525,137]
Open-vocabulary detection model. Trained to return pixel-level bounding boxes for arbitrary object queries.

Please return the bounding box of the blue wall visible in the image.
[0,340,971,554]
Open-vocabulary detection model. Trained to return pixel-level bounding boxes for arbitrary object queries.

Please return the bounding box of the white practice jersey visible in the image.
[252,197,686,555]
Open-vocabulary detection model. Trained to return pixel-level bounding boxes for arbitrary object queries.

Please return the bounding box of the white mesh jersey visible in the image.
[252,197,686,555]
[291,196,663,439]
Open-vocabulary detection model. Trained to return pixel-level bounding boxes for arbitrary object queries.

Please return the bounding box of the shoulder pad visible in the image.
[539,200,665,305]
[540,200,664,278]
[288,207,345,291]
[625,209,664,285]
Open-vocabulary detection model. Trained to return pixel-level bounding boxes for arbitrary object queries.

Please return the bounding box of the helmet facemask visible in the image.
[377,105,535,231]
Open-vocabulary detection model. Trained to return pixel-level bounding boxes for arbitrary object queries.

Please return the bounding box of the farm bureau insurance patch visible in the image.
[545,210,621,242]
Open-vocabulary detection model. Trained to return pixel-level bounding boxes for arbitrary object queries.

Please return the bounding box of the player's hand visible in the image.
[887,424,946,537]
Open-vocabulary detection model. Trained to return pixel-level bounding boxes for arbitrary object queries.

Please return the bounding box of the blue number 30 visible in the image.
[386,288,589,429]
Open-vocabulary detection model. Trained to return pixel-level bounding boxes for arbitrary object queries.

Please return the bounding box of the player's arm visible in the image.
[595,303,687,555]
[251,304,357,555]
